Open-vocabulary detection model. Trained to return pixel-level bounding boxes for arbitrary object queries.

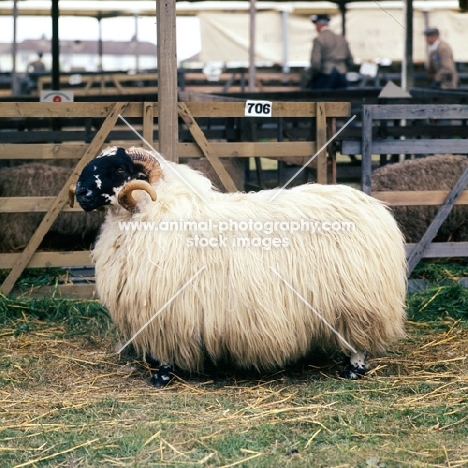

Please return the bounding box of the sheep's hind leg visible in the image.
[149,364,174,388]
[341,351,367,379]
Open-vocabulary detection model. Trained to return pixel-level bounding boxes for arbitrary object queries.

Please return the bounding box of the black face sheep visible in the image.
[372,154,468,243]
[0,163,104,252]
[70,146,407,387]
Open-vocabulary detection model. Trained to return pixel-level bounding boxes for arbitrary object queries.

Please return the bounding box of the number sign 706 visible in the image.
[244,100,273,117]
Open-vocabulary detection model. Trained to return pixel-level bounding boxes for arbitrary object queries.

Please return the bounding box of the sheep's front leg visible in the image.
[149,364,174,388]
[342,351,367,379]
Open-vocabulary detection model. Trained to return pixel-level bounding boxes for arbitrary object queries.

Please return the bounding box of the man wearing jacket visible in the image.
[424,27,458,89]
[309,14,353,89]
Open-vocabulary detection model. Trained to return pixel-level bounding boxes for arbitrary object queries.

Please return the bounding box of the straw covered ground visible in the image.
[1,261,468,468]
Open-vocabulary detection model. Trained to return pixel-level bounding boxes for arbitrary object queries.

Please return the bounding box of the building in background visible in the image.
[0,38,158,73]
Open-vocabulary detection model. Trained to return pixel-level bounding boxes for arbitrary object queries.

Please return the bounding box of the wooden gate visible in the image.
[0,100,351,297]
[341,104,468,274]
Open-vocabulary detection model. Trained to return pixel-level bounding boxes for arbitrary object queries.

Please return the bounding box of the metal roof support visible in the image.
[51,0,59,90]
[402,0,414,91]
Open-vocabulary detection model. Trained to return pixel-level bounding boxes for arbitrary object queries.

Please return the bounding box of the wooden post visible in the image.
[156,0,178,162]
[315,102,327,184]
[143,102,155,150]
[0,102,128,296]
[361,105,373,194]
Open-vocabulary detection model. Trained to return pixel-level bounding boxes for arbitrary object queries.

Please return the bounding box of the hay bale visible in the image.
[0,163,104,251]
[371,154,468,243]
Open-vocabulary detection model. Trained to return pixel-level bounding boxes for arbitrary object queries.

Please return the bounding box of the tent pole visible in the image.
[248,0,256,92]
[281,10,290,73]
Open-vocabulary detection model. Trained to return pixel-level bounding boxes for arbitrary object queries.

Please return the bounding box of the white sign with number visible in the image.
[40,90,74,102]
[244,100,272,117]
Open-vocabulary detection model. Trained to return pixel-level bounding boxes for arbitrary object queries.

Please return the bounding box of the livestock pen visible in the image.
[340,103,468,273]
[0,100,350,297]
[1,99,468,467]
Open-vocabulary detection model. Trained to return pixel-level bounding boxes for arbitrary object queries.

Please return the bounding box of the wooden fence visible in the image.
[34,71,304,96]
[0,100,350,297]
[341,104,468,269]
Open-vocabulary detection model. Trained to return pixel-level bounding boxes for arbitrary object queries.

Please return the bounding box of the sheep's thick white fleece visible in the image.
[92,161,407,372]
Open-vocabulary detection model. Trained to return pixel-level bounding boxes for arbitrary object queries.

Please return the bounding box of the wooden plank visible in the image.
[373,190,468,206]
[340,139,362,155]
[0,196,85,212]
[0,102,151,118]
[344,139,468,155]
[0,144,88,159]
[59,87,159,96]
[177,141,317,158]
[0,251,93,269]
[405,242,468,258]
[180,102,350,118]
[142,102,154,150]
[0,101,350,120]
[183,86,302,94]
[370,104,468,120]
[361,105,373,194]
[0,101,128,296]
[315,102,327,184]
[11,284,96,299]
[407,165,468,275]
[178,102,238,192]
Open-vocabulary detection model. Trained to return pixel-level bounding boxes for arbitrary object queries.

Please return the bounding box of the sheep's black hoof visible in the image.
[341,363,366,380]
[150,364,173,388]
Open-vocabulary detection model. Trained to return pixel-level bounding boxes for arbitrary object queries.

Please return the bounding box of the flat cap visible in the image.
[311,14,330,24]
[424,27,439,36]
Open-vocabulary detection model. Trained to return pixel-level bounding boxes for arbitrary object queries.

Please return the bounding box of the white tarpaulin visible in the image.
[199,12,314,66]
[334,9,427,63]
[198,5,468,67]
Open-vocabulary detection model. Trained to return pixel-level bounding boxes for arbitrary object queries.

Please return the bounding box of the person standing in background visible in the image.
[28,52,46,74]
[309,14,353,89]
[424,27,458,89]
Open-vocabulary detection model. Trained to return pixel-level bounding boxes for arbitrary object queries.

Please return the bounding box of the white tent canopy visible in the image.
[198,1,468,66]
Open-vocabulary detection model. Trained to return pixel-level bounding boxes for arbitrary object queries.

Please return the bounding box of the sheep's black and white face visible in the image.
[76,147,147,211]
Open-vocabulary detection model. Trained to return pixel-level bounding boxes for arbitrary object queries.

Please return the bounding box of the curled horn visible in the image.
[68,184,76,208]
[118,180,157,212]
[126,147,162,184]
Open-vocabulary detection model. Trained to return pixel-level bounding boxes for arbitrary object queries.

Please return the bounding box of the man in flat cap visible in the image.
[424,27,458,89]
[309,14,353,89]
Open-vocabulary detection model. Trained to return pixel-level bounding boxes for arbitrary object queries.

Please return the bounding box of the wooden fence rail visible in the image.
[0,100,350,297]
[35,71,304,96]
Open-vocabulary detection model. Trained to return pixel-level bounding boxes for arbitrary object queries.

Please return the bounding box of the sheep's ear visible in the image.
[68,184,76,208]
